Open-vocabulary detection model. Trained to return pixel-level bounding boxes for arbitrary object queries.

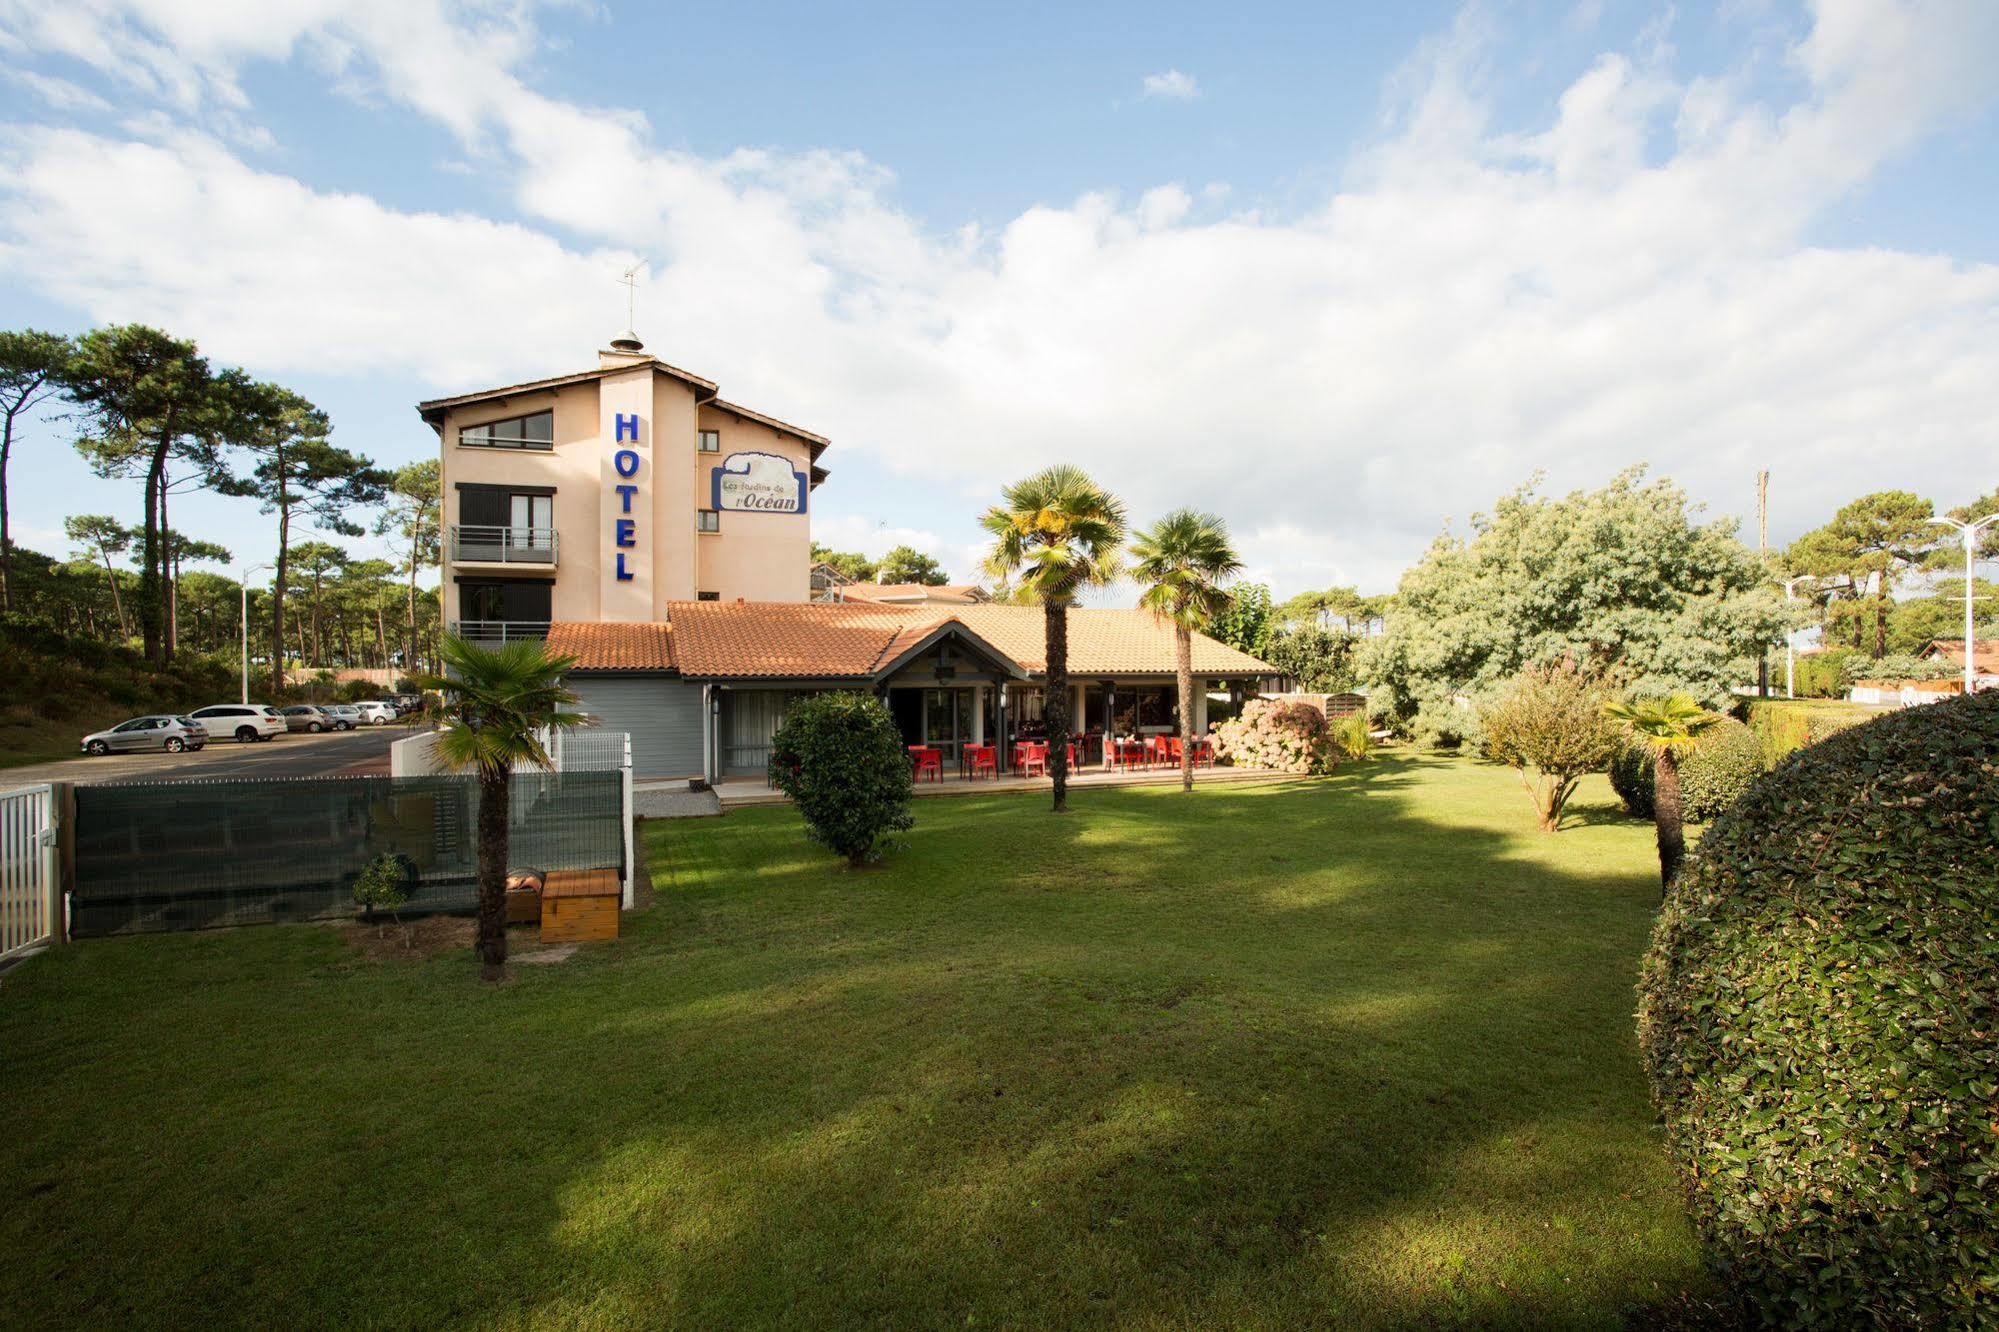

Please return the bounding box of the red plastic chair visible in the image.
[913,748,943,782]
[1016,742,1048,777]
[967,745,997,780]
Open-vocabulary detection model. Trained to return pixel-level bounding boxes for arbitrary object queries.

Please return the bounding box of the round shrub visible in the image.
[768,692,914,866]
[1608,717,1765,822]
[1638,692,1999,1326]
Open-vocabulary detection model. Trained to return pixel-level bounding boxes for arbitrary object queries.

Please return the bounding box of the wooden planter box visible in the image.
[539,868,620,943]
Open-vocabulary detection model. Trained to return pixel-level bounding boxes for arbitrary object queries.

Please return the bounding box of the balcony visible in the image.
[450,620,552,645]
[450,524,558,567]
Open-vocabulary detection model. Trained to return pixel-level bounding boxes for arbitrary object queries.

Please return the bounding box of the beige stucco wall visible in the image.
[438,383,600,624]
[694,404,814,603]
[438,362,813,622]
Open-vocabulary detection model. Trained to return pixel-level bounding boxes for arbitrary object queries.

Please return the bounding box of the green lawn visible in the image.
[0,756,1707,1328]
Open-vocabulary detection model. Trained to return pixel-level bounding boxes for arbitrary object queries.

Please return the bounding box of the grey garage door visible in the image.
[566,677,705,778]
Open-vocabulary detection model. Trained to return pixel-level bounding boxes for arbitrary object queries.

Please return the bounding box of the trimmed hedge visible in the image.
[1607,717,1764,822]
[1638,692,1999,1326]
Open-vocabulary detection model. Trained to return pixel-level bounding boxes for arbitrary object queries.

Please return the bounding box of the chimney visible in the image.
[600,329,647,368]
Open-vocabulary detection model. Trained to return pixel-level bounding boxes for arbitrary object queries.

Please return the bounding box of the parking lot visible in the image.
[2,726,405,786]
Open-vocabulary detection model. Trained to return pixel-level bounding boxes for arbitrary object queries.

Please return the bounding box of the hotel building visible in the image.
[422,333,1276,781]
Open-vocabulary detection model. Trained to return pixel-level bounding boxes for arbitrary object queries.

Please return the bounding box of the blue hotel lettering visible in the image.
[612,415,642,581]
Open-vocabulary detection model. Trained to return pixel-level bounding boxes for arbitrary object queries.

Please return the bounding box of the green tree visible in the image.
[1371,468,1788,744]
[1262,625,1361,692]
[1207,582,1274,658]
[1604,694,1722,893]
[1479,659,1623,832]
[416,636,589,980]
[289,541,349,668]
[980,465,1127,813]
[66,326,236,664]
[1131,509,1243,792]
[0,330,74,613]
[1887,578,1999,654]
[810,544,877,582]
[377,460,440,676]
[873,544,950,585]
[1786,491,1937,658]
[1276,585,1382,635]
[235,383,387,690]
[63,513,133,640]
[1944,488,1999,561]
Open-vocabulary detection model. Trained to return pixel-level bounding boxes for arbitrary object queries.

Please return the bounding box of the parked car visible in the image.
[187,703,287,743]
[80,715,208,755]
[390,692,422,714]
[352,701,398,725]
[320,705,362,731]
[279,704,333,733]
[187,703,285,743]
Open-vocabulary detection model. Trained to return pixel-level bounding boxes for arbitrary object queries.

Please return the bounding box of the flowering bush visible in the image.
[1210,698,1335,774]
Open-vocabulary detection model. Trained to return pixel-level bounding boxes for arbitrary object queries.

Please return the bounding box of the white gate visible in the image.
[0,784,59,961]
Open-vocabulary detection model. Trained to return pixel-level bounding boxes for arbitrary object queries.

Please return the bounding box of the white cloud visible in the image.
[1140,69,1200,101]
[2,0,1999,600]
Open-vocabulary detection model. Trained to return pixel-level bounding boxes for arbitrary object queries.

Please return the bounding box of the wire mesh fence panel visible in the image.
[558,727,630,772]
[71,771,624,937]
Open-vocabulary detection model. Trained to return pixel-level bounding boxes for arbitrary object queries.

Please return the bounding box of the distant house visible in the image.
[838,582,990,607]
[1847,678,1961,707]
[1918,638,1999,692]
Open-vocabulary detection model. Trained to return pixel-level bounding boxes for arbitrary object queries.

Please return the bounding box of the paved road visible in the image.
[0,726,405,787]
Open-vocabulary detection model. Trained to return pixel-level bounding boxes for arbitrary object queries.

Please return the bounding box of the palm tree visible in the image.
[1131,509,1243,793]
[1604,693,1721,895]
[417,635,591,979]
[980,465,1127,813]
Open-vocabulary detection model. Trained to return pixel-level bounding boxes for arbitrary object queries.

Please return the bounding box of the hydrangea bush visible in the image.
[1210,698,1334,774]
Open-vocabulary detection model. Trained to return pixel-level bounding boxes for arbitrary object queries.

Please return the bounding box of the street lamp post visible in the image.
[1932,516,1996,697]
[240,563,273,704]
[1778,577,1813,700]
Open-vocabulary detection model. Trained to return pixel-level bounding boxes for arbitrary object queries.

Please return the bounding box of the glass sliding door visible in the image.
[923,688,964,760]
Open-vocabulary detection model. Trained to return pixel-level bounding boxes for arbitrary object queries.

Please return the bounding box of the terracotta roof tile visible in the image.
[546,622,676,672]
[1923,638,1999,674]
[839,583,988,605]
[546,602,1276,679]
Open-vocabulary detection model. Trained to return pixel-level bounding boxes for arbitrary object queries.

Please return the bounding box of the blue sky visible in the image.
[2,0,1996,598]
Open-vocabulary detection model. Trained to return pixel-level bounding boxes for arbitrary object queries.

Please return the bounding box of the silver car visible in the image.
[320,705,362,731]
[81,715,209,756]
[279,704,333,733]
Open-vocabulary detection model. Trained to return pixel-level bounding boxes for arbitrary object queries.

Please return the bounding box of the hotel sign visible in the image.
[711,450,808,515]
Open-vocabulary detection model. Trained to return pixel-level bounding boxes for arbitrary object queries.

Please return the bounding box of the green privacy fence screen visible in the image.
[71,771,624,937]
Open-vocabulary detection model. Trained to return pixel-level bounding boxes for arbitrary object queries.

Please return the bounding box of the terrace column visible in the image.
[1194,685,1208,736]
[970,685,985,744]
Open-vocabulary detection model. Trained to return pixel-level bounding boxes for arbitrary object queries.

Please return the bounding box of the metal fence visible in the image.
[70,771,625,937]
[1,784,58,960]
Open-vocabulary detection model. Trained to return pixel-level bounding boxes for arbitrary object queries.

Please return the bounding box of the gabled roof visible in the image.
[548,601,1278,679]
[415,356,719,429]
[706,398,830,462]
[1920,638,1999,674]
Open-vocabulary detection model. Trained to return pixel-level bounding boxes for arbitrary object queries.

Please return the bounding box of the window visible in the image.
[697,509,720,533]
[697,591,720,601]
[459,410,553,450]
[698,429,721,453]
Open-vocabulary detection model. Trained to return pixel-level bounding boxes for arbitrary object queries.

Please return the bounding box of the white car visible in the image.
[187,703,287,743]
[351,701,398,725]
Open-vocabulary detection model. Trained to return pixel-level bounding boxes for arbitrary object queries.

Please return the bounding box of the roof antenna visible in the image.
[611,259,647,352]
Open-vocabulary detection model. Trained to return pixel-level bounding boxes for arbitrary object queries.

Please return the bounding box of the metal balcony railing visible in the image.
[450,620,552,645]
[450,524,558,565]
